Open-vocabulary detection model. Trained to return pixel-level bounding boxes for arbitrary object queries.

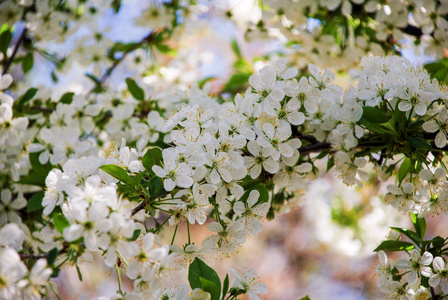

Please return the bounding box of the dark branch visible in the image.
[397,24,424,39]
[299,142,332,154]
[19,253,47,259]
[2,28,27,75]
[131,199,147,217]
[89,28,165,95]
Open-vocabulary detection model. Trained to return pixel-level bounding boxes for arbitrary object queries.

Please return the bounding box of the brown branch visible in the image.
[397,24,424,39]
[299,142,332,154]
[19,253,47,259]
[131,199,147,217]
[88,28,165,96]
[29,106,54,113]
[2,28,27,75]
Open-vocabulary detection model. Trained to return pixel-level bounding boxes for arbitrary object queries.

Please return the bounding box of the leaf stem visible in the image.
[187,221,191,244]
[50,282,62,300]
[115,262,124,296]
[171,224,179,245]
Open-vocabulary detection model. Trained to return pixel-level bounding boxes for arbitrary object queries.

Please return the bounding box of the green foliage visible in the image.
[52,213,70,233]
[398,158,412,184]
[188,258,222,300]
[99,164,138,187]
[239,184,269,205]
[27,191,44,212]
[15,87,38,108]
[222,40,253,93]
[411,213,426,240]
[391,227,422,245]
[18,152,54,187]
[142,148,163,176]
[361,107,389,124]
[127,229,142,242]
[126,78,145,101]
[373,240,415,252]
[0,29,12,55]
[21,52,34,73]
[221,274,229,300]
[424,59,448,83]
[47,247,59,266]
[59,92,74,104]
[147,176,165,199]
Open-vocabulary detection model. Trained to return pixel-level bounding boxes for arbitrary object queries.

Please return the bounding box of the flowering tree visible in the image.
[1,0,448,299]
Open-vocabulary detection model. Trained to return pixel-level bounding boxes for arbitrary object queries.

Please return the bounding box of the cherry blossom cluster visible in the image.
[0,223,52,299]
[251,0,448,69]
[376,249,448,299]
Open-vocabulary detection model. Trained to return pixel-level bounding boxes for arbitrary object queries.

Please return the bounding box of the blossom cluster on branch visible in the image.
[0,0,448,299]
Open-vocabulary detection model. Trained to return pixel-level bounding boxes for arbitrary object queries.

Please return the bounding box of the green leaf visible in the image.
[99,164,137,187]
[148,176,165,199]
[125,78,145,101]
[199,277,218,298]
[21,52,34,73]
[373,240,415,252]
[411,213,426,240]
[222,73,251,93]
[240,174,266,190]
[408,136,432,150]
[27,191,44,212]
[221,274,229,300]
[362,107,389,124]
[431,236,445,250]
[59,92,74,104]
[116,184,141,202]
[390,103,407,134]
[391,227,422,245]
[327,155,335,172]
[76,264,83,281]
[111,0,122,13]
[155,43,176,55]
[253,185,269,203]
[231,39,243,59]
[18,88,38,106]
[300,296,312,300]
[398,158,412,184]
[127,229,142,242]
[188,258,221,300]
[142,148,163,175]
[53,213,70,233]
[358,117,390,134]
[198,76,214,89]
[47,247,59,265]
[239,184,269,204]
[425,59,448,83]
[0,29,12,55]
[85,73,104,93]
[17,152,54,187]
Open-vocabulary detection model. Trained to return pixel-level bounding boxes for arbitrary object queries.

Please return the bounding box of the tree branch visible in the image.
[397,24,424,39]
[2,28,27,75]
[19,253,47,259]
[299,142,332,154]
[131,199,147,217]
[89,28,165,95]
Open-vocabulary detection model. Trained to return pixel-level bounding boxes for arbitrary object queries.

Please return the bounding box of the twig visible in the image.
[131,199,147,217]
[2,28,27,75]
[88,28,165,95]
[19,253,47,259]
[299,142,332,154]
